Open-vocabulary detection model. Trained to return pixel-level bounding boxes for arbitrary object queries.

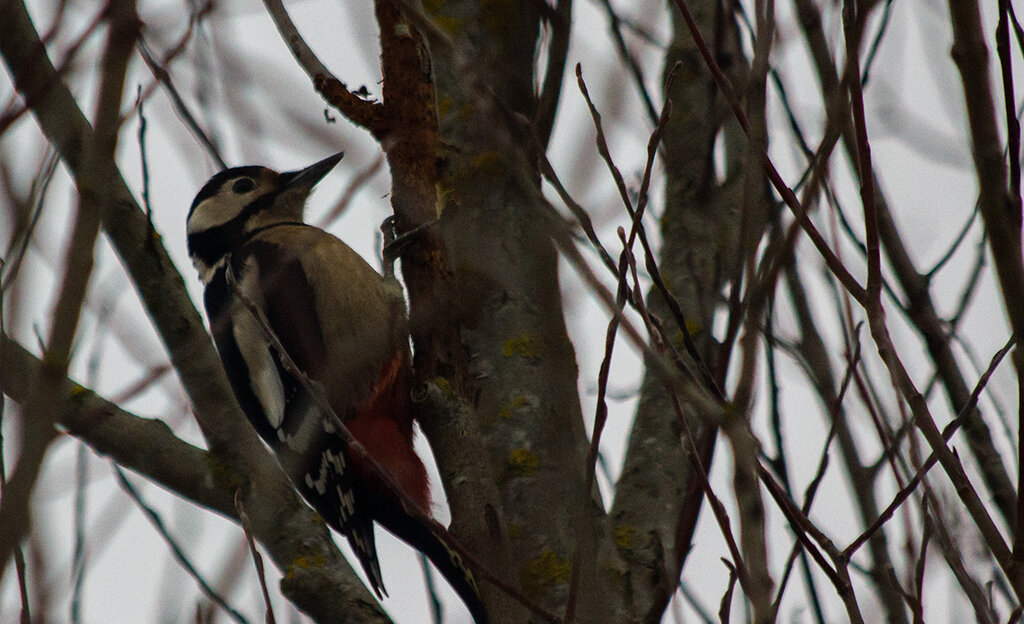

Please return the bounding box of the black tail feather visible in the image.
[373,498,489,624]
[346,516,387,600]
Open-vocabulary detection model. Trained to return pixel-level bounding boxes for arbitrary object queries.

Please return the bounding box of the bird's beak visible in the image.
[279,152,344,190]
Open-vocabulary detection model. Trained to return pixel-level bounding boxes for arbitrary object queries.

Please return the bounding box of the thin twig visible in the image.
[677,582,715,624]
[576,64,722,400]
[136,38,226,169]
[844,334,1016,557]
[234,492,277,624]
[594,0,658,126]
[617,234,753,601]
[842,0,880,301]
[859,0,895,86]
[668,0,867,304]
[532,131,618,275]
[418,552,444,624]
[0,264,30,624]
[114,465,249,624]
[564,231,628,624]
[135,85,153,225]
[909,504,931,624]
[718,559,738,623]
[0,149,58,293]
[763,310,828,624]
[997,0,1022,213]
[533,0,571,147]
[924,203,981,279]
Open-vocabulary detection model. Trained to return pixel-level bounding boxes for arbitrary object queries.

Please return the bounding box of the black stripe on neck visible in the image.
[188,219,308,268]
[242,221,307,243]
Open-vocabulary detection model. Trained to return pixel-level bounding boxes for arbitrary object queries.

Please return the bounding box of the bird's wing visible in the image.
[209,225,390,598]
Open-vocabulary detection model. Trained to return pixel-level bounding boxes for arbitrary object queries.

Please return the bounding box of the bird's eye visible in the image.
[232,178,256,194]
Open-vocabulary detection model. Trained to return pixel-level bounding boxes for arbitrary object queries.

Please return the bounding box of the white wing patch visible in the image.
[230,264,286,428]
[233,313,286,427]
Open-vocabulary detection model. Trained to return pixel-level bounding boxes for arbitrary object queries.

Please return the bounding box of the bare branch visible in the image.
[0,0,139,577]
[533,0,571,147]
[262,0,385,135]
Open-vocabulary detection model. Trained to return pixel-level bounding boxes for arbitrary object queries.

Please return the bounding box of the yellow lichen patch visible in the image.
[471,150,504,175]
[433,187,447,218]
[434,376,455,398]
[481,0,516,34]
[522,550,571,591]
[602,564,626,588]
[285,553,326,579]
[499,395,529,419]
[431,14,466,35]
[503,333,542,361]
[436,96,453,118]
[614,524,635,549]
[670,320,703,350]
[205,455,242,490]
[507,524,523,539]
[507,448,540,475]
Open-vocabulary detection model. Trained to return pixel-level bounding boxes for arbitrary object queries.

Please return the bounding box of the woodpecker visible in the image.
[187,153,486,623]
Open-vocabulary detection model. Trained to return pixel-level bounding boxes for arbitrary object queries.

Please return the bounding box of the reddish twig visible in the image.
[235,492,278,624]
[576,64,722,400]
[616,232,754,603]
[844,335,1015,557]
[669,0,867,304]
[262,0,385,136]
[841,1,880,301]
[718,559,739,624]
[564,236,628,624]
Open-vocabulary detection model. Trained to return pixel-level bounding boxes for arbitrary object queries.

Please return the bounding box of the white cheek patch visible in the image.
[187,194,248,234]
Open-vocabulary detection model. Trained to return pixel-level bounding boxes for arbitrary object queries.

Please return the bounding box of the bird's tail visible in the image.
[373,496,489,624]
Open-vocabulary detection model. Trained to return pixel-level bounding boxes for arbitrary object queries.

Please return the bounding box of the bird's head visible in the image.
[187,152,343,280]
